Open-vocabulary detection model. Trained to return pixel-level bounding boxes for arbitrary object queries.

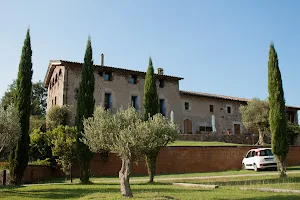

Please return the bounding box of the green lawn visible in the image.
[176,172,300,186]
[38,166,300,184]
[2,169,300,199]
[1,181,300,200]
[167,141,246,146]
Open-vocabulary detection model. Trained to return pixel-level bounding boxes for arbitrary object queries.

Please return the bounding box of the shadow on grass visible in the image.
[288,166,300,171]
[1,187,112,199]
[0,182,211,199]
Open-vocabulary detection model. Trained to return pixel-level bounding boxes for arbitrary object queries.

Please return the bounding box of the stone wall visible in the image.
[47,66,65,112]
[180,95,247,134]
[62,63,182,125]
[177,133,271,145]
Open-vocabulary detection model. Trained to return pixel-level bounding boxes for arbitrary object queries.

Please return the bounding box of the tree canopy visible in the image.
[9,29,33,185]
[268,43,288,178]
[240,98,269,145]
[1,80,47,116]
[83,107,178,198]
[0,105,21,161]
[75,36,95,184]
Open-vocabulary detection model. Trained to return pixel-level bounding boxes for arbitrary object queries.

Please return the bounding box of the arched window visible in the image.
[55,74,58,83]
[59,69,62,76]
[54,97,57,105]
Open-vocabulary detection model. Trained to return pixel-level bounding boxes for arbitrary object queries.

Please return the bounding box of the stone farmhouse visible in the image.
[44,55,300,135]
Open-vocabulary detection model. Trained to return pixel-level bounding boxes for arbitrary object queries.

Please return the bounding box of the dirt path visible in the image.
[99,170,300,183]
[23,170,300,186]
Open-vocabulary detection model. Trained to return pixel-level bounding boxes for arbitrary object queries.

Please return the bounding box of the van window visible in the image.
[246,151,252,158]
[260,149,273,156]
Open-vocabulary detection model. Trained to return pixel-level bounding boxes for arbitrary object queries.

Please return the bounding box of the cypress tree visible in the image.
[268,43,288,178]
[76,37,94,184]
[143,57,159,120]
[9,29,33,185]
[143,57,160,182]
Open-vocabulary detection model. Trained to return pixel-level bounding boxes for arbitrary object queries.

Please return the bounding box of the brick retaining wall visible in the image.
[1,146,300,184]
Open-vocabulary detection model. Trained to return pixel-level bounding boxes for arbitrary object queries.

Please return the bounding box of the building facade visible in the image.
[44,58,300,135]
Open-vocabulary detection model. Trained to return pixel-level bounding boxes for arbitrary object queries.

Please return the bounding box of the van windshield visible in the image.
[260,149,273,156]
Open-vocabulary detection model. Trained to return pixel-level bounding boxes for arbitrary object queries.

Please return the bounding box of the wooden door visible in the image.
[234,124,241,135]
[184,119,192,134]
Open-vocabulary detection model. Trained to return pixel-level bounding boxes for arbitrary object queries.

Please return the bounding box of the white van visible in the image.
[242,148,277,171]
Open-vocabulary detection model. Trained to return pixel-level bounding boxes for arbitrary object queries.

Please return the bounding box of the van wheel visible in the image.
[253,164,259,172]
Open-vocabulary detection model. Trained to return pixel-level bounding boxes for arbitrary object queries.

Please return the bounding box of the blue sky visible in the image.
[0,1,299,107]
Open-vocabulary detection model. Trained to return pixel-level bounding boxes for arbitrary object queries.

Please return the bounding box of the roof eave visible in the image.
[43,60,62,87]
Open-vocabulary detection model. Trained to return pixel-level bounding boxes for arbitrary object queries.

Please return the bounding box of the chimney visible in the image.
[157,68,164,75]
[101,54,104,66]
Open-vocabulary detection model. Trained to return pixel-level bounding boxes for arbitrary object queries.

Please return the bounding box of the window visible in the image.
[159,99,166,116]
[130,75,138,84]
[59,69,62,76]
[104,72,112,81]
[210,105,214,112]
[184,102,190,110]
[287,111,295,123]
[131,96,138,110]
[55,74,58,83]
[74,88,79,100]
[227,106,231,114]
[52,99,53,106]
[258,149,273,156]
[206,127,213,132]
[199,126,206,132]
[98,71,103,77]
[54,97,56,105]
[246,151,252,158]
[199,126,212,132]
[159,79,165,88]
[104,93,112,110]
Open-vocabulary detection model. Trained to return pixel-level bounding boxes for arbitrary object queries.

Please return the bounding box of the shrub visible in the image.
[46,106,72,129]
[29,129,54,166]
[51,125,77,175]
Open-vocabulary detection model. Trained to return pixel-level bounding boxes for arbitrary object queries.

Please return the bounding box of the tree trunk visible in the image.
[145,148,160,183]
[70,164,73,183]
[256,129,266,145]
[276,155,287,178]
[119,158,133,198]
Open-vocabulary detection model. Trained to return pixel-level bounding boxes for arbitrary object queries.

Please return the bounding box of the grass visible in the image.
[1,181,300,199]
[167,141,246,146]
[38,166,300,184]
[177,173,300,186]
[2,168,300,199]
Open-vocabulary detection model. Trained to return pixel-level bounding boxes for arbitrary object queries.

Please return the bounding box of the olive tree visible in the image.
[83,107,177,197]
[0,105,21,160]
[143,114,178,182]
[239,98,269,145]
